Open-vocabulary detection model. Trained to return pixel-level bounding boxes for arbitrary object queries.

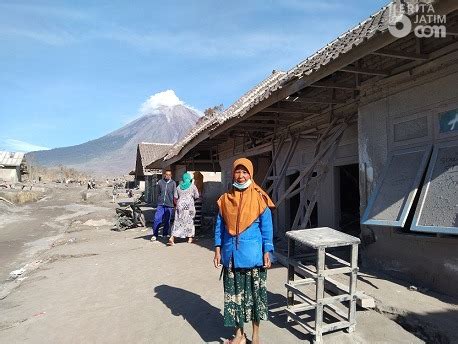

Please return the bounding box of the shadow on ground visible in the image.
[154,284,233,343]
[267,291,311,341]
[153,284,312,343]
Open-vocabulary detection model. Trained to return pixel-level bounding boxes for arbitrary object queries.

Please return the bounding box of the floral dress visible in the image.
[171,184,199,238]
[223,261,268,328]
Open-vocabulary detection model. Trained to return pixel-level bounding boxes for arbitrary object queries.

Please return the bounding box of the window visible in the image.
[361,145,432,227]
[438,109,458,134]
[411,140,458,234]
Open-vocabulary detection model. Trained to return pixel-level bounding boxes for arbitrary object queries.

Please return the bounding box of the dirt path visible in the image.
[0,185,453,343]
[0,186,114,282]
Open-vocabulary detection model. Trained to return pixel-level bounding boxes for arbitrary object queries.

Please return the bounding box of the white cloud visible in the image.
[0,28,76,46]
[2,139,50,153]
[139,90,184,115]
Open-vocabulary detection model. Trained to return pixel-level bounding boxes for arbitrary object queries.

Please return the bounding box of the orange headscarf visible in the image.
[217,158,275,237]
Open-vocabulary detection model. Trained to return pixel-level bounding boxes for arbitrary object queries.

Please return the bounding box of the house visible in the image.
[0,151,26,183]
[163,1,458,296]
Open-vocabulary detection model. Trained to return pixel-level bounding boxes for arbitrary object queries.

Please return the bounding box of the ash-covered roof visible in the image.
[164,1,438,162]
[0,151,25,167]
[164,70,287,160]
[137,143,173,170]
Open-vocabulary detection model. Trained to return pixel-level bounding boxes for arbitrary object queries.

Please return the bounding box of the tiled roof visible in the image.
[284,4,392,81]
[164,70,286,160]
[137,143,173,169]
[164,1,437,162]
[0,151,25,167]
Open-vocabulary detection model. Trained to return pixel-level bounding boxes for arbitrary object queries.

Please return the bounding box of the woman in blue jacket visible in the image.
[214,158,275,344]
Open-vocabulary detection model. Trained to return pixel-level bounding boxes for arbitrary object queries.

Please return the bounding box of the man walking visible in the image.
[151,170,176,242]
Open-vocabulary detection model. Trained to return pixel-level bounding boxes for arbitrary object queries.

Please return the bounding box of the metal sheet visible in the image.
[361,145,432,227]
[411,140,458,234]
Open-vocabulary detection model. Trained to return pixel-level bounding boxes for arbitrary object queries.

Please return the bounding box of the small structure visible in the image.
[285,227,360,343]
[0,151,26,183]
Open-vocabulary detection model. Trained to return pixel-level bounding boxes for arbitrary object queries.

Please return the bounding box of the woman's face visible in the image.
[233,165,251,184]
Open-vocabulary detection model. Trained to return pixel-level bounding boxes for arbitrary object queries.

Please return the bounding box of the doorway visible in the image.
[338,164,360,236]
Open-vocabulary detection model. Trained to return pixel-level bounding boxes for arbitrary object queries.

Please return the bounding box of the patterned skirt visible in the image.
[223,263,268,328]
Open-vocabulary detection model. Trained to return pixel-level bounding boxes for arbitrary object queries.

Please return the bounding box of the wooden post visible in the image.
[261,135,286,189]
[347,244,359,333]
[277,122,348,206]
[267,136,294,194]
[287,238,296,313]
[315,246,326,343]
[269,135,298,198]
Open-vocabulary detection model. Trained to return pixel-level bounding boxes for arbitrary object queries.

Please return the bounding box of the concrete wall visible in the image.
[0,167,20,183]
[358,58,458,296]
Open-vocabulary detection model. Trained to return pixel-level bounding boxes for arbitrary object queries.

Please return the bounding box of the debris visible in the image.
[0,196,15,206]
[408,285,418,291]
[9,268,26,279]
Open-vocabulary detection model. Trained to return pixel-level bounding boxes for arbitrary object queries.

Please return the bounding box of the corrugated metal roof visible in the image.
[164,1,439,162]
[0,151,25,167]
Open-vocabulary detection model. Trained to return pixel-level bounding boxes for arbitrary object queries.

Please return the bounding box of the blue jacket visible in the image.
[214,207,274,269]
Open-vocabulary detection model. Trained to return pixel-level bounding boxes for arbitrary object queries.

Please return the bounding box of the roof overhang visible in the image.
[164,0,458,165]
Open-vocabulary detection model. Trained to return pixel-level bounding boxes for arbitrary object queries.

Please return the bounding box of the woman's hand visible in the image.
[214,247,222,268]
[263,252,271,269]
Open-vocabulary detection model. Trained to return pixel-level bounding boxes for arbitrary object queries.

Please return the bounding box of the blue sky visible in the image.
[0,0,388,152]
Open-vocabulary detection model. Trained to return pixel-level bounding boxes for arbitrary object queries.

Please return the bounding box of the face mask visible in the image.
[233,179,252,190]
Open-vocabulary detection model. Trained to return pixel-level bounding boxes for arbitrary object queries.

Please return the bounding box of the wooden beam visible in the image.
[309,81,359,90]
[261,107,321,115]
[247,117,295,123]
[261,136,286,188]
[371,49,429,61]
[249,115,281,121]
[283,97,345,105]
[340,66,390,76]
[268,136,299,196]
[230,127,274,133]
[277,122,348,206]
[235,122,278,128]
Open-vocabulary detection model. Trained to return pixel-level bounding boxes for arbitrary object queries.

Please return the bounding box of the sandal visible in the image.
[167,240,175,246]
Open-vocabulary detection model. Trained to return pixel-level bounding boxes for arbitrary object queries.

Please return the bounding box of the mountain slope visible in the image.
[27,104,200,176]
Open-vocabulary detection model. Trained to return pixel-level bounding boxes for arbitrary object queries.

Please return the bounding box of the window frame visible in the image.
[361,145,432,227]
[411,140,458,235]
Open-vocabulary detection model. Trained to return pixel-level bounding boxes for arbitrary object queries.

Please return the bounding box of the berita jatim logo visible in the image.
[388,0,446,38]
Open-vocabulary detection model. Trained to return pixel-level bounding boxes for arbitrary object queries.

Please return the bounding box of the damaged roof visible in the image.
[164,70,287,160]
[0,151,25,167]
[164,0,439,163]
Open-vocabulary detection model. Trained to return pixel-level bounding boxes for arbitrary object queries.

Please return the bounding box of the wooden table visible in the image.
[285,227,360,343]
